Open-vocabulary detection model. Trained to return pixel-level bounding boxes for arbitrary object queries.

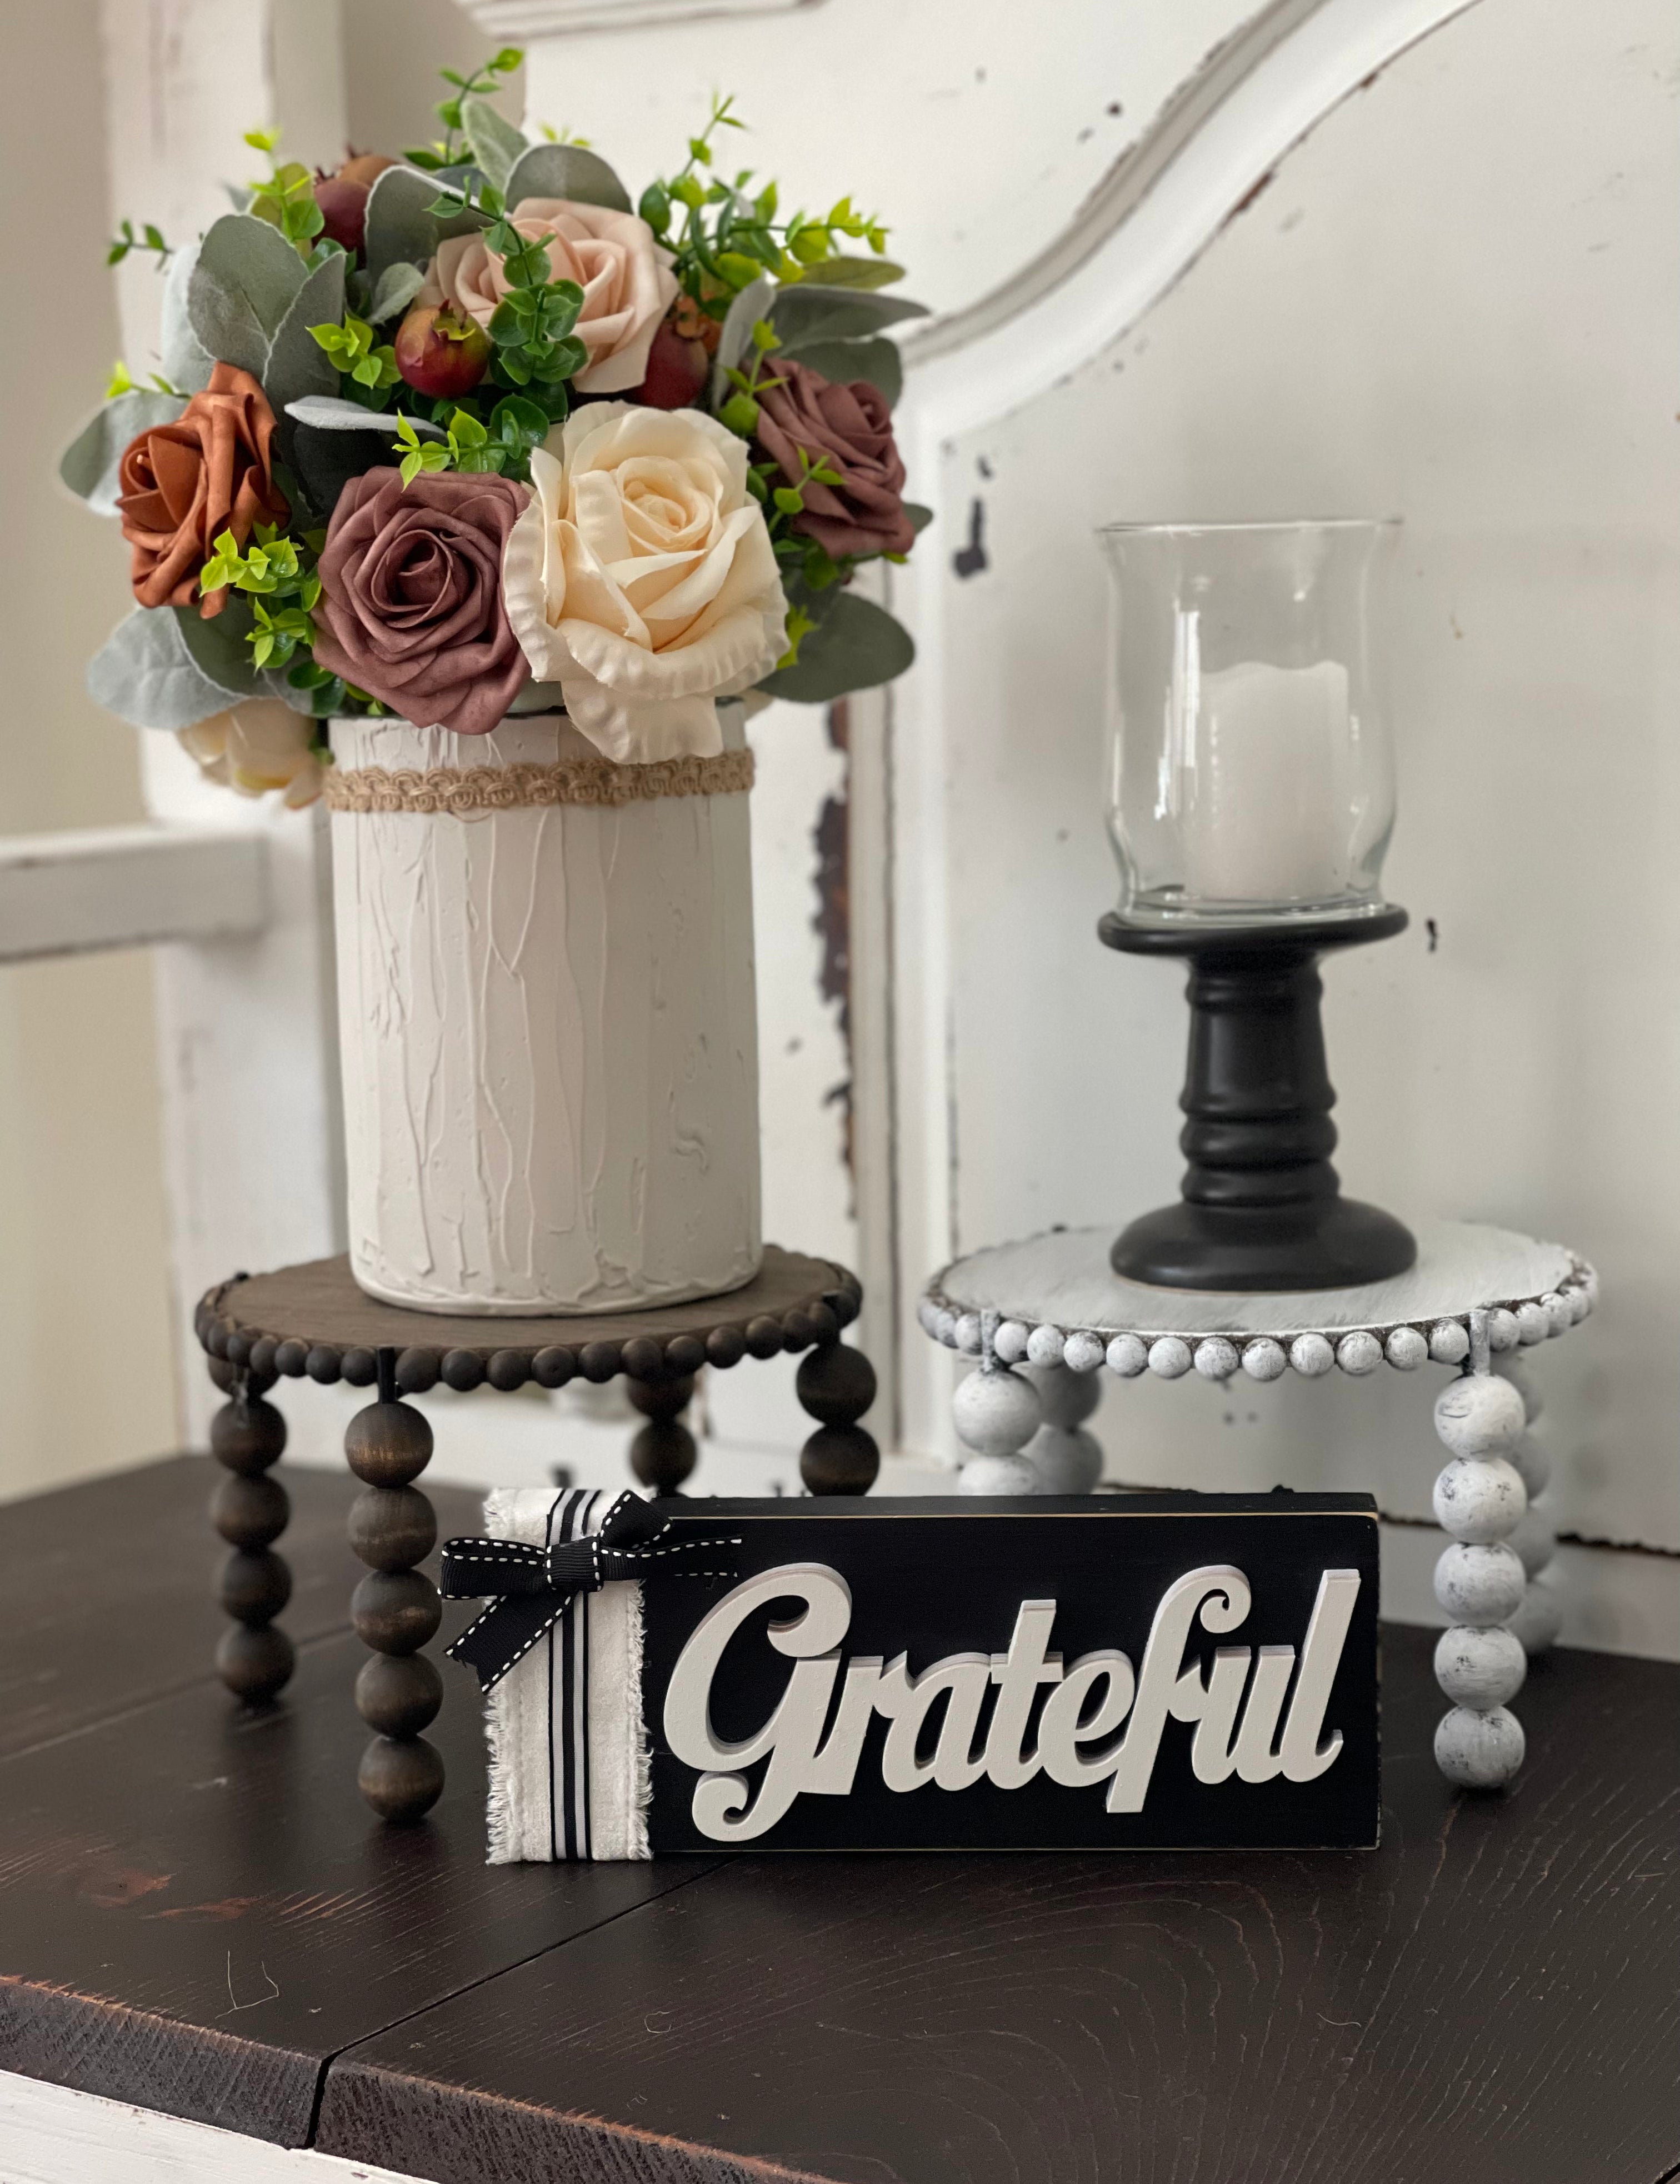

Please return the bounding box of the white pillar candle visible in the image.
[1181,659,1353,906]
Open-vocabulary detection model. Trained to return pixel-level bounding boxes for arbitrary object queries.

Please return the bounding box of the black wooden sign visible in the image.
[641,1492,1379,1853]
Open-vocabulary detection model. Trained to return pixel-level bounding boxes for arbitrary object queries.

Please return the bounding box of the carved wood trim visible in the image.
[454,0,823,36]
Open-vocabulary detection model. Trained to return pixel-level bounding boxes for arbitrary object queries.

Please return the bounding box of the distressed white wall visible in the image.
[917,0,1679,1639]
[518,1,1277,321]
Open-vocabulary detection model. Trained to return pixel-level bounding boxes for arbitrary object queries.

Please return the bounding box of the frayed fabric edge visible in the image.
[483,1486,527,1867]
[626,1576,652,1862]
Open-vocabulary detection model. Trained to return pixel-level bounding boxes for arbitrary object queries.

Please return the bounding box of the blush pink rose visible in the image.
[752,359,914,562]
[420,198,678,395]
[312,469,531,736]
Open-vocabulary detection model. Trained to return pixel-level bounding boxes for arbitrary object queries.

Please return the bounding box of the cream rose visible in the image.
[177,698,323,807]
[501,404,788,764]
[421,199,677,395]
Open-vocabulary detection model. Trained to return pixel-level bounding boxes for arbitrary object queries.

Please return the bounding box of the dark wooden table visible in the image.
[1,1456,1676,2182]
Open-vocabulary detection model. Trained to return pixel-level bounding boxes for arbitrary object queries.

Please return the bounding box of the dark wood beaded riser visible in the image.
[196,1245,876,1820]
[196,1246,863,1392]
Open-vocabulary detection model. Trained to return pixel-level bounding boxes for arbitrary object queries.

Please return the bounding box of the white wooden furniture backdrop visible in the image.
[2,0,1674,1660]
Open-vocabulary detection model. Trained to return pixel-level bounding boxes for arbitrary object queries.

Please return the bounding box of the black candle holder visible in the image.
[1101,905,1417,1293]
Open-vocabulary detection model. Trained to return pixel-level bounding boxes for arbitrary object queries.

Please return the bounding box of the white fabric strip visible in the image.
[481,1487,651,1864]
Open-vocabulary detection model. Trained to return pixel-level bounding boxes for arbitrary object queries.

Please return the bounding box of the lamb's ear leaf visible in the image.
[756,592,915,705]
[263,251,346,429]
[160,242,214,393]
[59,391,186,514]
[87,607,239,732]
[188,213,311,378]
[284,400,443,512]
[504,141,631,215]
[173,597,267,699]
[708,276,775,408]
[368,260,426,323]
[777,333,902,408]
[769,284,929,353]
[363,164,491,292]
[285,396,443,436]
[460,93,526,196]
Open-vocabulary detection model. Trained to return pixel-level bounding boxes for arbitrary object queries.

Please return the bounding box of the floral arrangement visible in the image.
[61,56,929,804]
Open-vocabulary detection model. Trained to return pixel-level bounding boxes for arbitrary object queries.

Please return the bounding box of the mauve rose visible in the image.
[752,359,914,562]
[117,361,289,618]
[312,469,531,736]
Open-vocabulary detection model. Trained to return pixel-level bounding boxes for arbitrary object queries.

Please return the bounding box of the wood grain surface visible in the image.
[0,1628,713,2145]
[216,1246,852,1355]
[0,1458,449,1762]
[317,1627,1680,2184]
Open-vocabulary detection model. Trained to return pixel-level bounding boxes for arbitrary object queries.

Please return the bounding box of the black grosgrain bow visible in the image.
[441,1492,731,1694]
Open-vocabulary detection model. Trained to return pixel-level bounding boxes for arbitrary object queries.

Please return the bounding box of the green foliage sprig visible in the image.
[392,393,550,486]
[243,129,337,266]
[429,178,586,401]
[309,313,402,404]
[198,524,323,672]
[106,361,183,399]
[403,47,524,171]
[639,97,894,321]
[107,219,169,267]
[716,316,786,437]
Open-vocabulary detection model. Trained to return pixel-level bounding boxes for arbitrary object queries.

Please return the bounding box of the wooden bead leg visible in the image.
[208,1360,294,1705]
[346,1350,443,1823]
[797,1341,879,1495]
[1430,1345,1529,1790]
[627,1373,697,1497]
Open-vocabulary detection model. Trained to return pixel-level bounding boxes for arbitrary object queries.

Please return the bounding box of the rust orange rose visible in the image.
[116,362,289,619]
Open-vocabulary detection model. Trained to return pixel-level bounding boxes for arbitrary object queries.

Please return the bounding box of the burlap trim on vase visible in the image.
[323,746,755,814]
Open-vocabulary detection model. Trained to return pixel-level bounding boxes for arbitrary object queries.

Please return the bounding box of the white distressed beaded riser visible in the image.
[922,1220,1593,1381]
[331,710,761,1316]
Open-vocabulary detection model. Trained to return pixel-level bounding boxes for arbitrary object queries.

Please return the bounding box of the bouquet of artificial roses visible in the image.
[61,56,928,806]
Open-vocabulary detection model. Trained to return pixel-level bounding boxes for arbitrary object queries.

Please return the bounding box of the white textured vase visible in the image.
[328,707,761,1315]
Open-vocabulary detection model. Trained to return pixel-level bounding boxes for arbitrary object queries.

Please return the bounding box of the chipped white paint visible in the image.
[0,2066,430,2184]
[922,1220,1593,1369]
[889,0,1680,1665]
[0,827,266,963]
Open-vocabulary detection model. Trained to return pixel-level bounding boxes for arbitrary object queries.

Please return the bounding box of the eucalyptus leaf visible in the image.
[368,260,426,323]
[504,141,631,215]
[263,251,346,435]
[286,396,443,437]
[793,255,906,292]
[173,597,266,698]
[59,389,185,514]
[363,163,489,292]
[189,214,311,378]
[461,93,526,195]
[771,284,929,354]
[709,276,774,407]
[159,242,214,394]
[780,334,902,408]
[904,502,933,534]
[757,592,915,706]
[87,608,239,733]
